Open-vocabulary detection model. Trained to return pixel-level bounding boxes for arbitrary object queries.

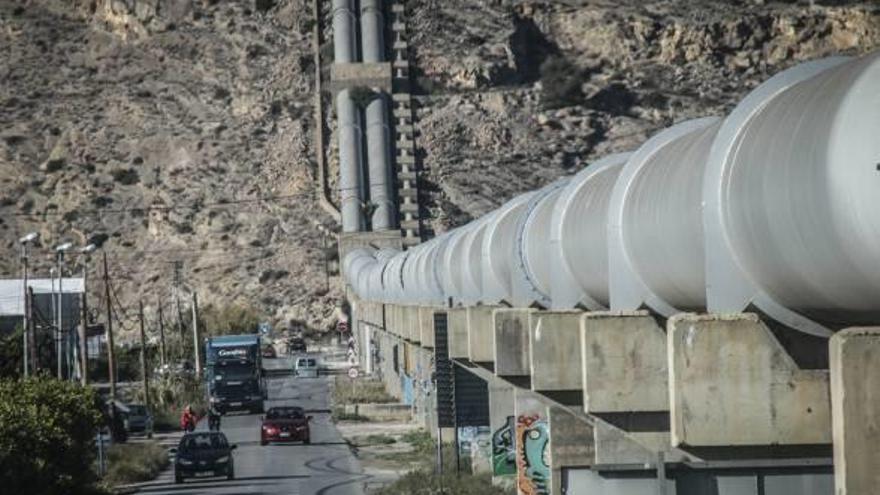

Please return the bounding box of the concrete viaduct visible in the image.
[326,1,880,493]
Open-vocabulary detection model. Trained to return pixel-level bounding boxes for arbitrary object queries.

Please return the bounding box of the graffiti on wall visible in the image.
[492,416,517,476]
[516,414,550,495]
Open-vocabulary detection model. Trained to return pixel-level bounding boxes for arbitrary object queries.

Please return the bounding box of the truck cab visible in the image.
[205,335,266,414]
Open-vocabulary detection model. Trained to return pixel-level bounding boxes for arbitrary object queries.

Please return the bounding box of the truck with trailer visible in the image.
[205,335,266,414]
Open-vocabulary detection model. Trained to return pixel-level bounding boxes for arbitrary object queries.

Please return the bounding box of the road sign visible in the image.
[337,321,349,332]
[348,367,359,379]
[259,322,271,335]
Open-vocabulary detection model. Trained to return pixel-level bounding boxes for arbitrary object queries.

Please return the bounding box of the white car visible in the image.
[294,357,319,378]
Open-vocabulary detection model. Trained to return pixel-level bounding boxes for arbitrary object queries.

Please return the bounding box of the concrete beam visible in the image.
[548,406,595,495]
[529,311,584,405]
[580,311,668,414]
[830,327,880,495]
[493,308,534,382]
[404,305,420,344]
[329,62,393,94]
[448,308,469,359]
[468,305,499,366]
[669,313,831,448]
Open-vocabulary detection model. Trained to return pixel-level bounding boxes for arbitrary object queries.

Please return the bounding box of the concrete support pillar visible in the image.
[548,406,595,495]
[514,389,553,495]
[489,381,517,486]
[493,308,534,385]
[448,308,469,359]
[468,305,499,367]
[405,306,420,344]
[365,93,396,231]
[580,312,668,415]
[359,0,385,63]
[669,314,831,448]
[830,327,880,495]
[337,89,365,233]
[529,311,584,406]
[332,0,357,63]
[418,307,436,348]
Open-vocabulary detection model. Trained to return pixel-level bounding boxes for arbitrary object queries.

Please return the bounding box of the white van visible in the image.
[295,357,319,378]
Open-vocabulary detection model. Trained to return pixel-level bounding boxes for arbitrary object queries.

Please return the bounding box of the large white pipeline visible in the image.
[344,52,880,334]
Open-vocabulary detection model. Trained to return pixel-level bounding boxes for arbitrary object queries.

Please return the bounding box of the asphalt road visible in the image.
[133,356,368,495]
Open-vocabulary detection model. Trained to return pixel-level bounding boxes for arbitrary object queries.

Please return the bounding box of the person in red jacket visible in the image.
[180,405,199,432]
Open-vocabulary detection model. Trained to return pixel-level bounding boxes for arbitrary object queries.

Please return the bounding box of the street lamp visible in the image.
[19,232,39,377]
[55,242,72,379]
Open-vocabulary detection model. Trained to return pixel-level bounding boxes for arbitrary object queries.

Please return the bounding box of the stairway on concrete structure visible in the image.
[389,1,424,247]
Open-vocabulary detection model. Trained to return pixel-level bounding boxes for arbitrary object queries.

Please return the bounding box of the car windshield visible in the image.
[181,434,228,451]
[127,405,147,416]
[266,408,304,420]
[297,359,316,367]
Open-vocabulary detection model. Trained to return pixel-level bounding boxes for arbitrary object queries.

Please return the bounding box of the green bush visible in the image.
[0,376,103,495]
[103,442,169,486]
[333,376,396,404]
[200,302,261,336]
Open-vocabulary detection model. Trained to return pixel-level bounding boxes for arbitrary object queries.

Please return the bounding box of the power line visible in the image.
[6,192,312,218]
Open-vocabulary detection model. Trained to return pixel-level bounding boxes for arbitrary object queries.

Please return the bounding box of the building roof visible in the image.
[0,278,85,316]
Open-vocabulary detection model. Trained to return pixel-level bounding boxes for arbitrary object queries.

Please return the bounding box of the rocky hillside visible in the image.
[407,0,880,226]
[0,0,337,339]
[1,0,878,340]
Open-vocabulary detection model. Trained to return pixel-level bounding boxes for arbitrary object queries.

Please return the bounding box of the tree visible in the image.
[0,376,103,495]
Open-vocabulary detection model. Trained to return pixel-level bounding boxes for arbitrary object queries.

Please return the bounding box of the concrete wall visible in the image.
[448,308,470,359]
[529,311,583,404]
[493,308,534,379]
[468,305,498,365]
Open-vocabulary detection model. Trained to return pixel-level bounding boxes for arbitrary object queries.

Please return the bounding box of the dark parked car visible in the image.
[288,337,307,353]
[173,432,237,483]
[123,403,153,438]
[261,406,312,445]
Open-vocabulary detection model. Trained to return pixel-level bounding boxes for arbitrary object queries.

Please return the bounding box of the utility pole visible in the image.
[173,261,185,343]
[27,287,37,372]
[191,292,201,378]
[19,232,38,377]
[138,300,151,409]
[79,292,89,385]
[103,252,116,401]
[157,300,167,367]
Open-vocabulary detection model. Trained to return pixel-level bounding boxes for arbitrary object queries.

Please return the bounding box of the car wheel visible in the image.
[227,466,235,480]
[304,437,311,445]
[261,439,268,446]
[174,471,183,484]
[147,432,153,439]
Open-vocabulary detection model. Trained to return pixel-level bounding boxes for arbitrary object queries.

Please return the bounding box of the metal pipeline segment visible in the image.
[365,93,396,231]
[359,0,385,63]
[439,226,474,305]
[609,117,722,316]
[512,178,571,308]
[549,153,630,310]
[461,215,495,305]
[332,0,357,63]
[481,192,536,305]
[344,248,376,300]
[337,89,366,233]
[705,53,880,333]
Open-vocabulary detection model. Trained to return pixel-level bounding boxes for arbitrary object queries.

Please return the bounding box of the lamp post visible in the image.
[316,224,332,293]
[19,232,39,377]
[55,242,72,379]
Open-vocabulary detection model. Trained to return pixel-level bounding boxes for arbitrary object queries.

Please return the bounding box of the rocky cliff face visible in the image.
[1,0,878,340]
[0,0,338,338]
[408,0,880,227]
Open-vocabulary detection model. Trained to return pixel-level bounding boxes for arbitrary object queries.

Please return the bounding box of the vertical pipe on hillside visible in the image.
[332,0,357,63]
[360,0,396,231]
[338,89,366,232]
[365,93,396,230]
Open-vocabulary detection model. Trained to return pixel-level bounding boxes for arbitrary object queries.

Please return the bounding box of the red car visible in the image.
[261,345,276,358]
[261,407,311,445]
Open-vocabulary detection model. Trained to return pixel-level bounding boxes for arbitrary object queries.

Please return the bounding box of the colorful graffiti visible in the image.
[492,416,517,476]
[516,414,550,495]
